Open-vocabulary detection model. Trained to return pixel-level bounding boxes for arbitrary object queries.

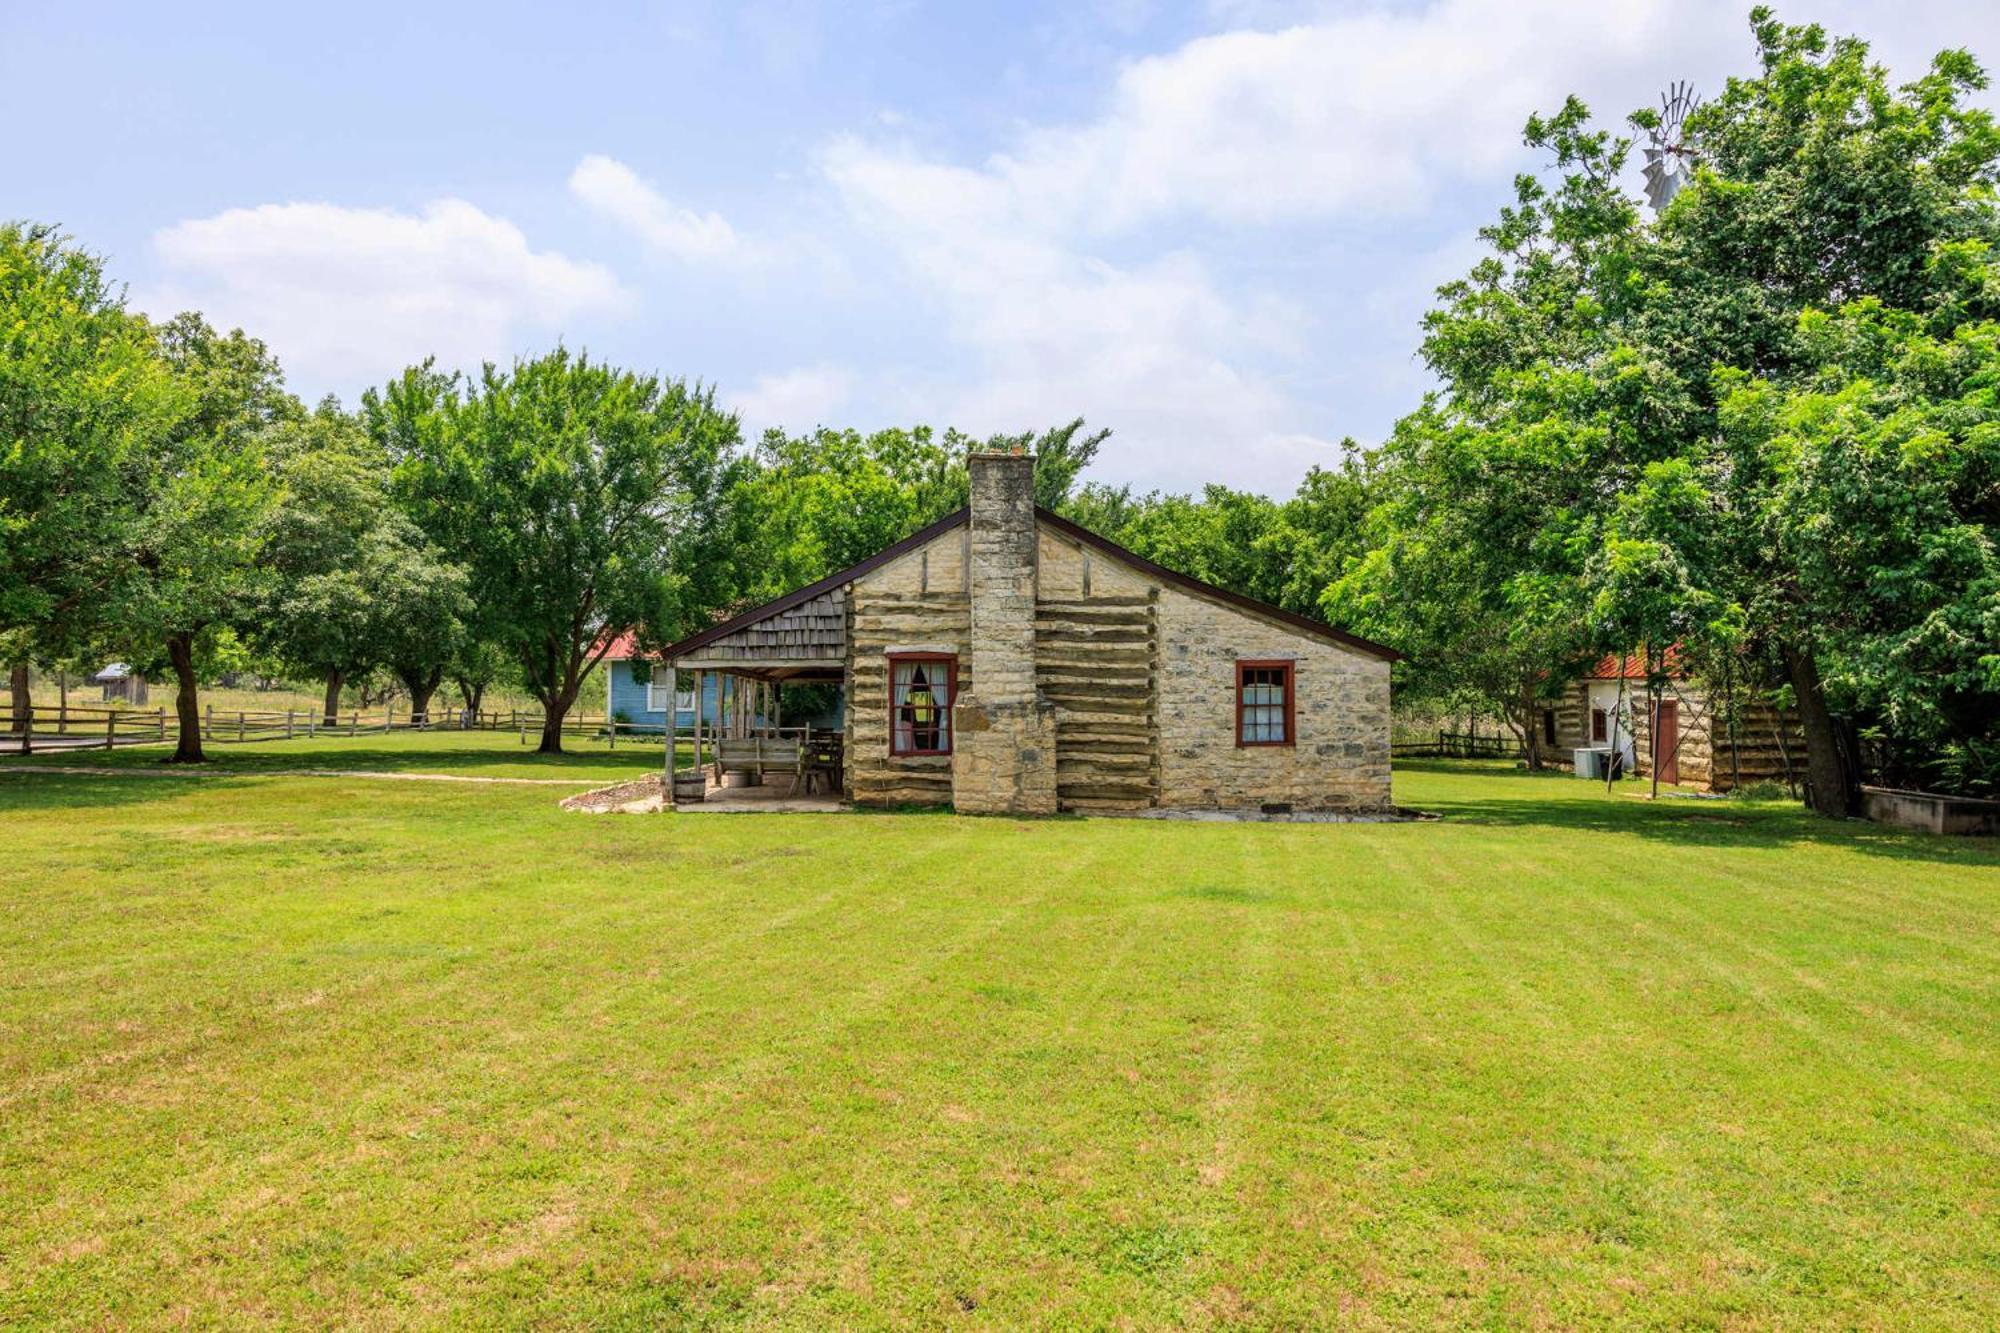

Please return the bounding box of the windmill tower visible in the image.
[1642,81,1701,212]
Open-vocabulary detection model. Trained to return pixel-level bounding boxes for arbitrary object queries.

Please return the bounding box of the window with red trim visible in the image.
[1236,660,1294,747]
[889,653,955,755]
[1591,708,1608,742]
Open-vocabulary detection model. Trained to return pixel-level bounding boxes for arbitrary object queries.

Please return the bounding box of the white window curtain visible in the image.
[891,658,952,753]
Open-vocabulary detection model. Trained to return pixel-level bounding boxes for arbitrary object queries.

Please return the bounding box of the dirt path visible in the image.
[0,765,608,786]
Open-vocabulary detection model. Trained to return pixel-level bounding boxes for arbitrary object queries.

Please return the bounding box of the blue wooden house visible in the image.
[604,636,723,733]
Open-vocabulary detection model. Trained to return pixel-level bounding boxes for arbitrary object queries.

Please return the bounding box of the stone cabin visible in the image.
[1545,651,1803,792]
[655,451,1400,815]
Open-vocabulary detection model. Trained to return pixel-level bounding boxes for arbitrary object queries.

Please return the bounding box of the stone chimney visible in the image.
[952,451,1058,814]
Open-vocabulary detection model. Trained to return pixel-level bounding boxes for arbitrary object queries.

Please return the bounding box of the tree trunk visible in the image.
[166,633,204,763]
[323,670,344,720]
[9,662,29,754]
[1513,688,1544,770]
[1782,641,1858,818]
[536,675,583,754]
[398,667,442,728]
[538,702,567,753]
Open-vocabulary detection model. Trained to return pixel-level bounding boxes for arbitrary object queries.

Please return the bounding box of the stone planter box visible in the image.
[1861,785,2000,836]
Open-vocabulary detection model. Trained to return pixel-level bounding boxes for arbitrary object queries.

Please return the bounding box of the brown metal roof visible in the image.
[658,503,1403,665]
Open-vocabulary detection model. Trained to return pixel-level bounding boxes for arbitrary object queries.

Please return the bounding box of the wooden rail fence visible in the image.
[1390,729,1524,760]
[2,703,171,752]
[2,702,641,752]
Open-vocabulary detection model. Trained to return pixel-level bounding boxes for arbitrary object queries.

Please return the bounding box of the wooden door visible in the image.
[1653,699,1679,785]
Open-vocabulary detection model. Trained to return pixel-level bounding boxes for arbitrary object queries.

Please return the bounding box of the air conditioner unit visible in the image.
[1574,746,1612,779]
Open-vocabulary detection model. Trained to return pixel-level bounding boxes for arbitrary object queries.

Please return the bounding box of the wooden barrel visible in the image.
[671,771,706,803]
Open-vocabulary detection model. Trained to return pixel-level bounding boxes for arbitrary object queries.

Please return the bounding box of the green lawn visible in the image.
[2,742,1996,1329]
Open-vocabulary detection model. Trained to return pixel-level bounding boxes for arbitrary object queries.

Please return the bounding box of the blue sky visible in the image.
[7,1,1997,493]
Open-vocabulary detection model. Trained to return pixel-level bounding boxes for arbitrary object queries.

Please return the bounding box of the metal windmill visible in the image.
[1641,81,1702,212]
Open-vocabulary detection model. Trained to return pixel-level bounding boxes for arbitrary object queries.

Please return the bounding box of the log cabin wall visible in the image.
[841,512,1395,813]
[845,527,973,806]
[1628,686,1803,792]
[1034,527,1159,813]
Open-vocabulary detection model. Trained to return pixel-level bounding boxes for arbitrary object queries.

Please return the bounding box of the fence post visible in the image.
[106,709,117,751]
[238,711,246,742]
[206,703,213,739]
[286,709,295,740]
[608,715,616,750]
[157,708,166,741]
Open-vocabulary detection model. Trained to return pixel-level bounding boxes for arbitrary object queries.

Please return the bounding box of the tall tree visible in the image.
[258,406,390,717]
[259,403,470,721]
[109,314,294,761]
[1625,10,2000,811]
[0,223,177,725]
[732,419,1110,601]
[1358,10,2000,806]
[387,349,745,752]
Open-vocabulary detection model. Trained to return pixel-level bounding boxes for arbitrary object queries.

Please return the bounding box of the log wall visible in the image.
[838,516,1392,813]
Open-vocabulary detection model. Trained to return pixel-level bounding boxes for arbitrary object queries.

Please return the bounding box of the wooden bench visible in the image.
[713,737,805,793]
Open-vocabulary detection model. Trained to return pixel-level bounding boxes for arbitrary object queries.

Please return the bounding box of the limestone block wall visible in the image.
[1034,528,1159,813]
[1154,585,1392,812]
[953,453,1058,815]
[1626,686,1802,792]
[842,510,1395,814]
[845,533,973,807]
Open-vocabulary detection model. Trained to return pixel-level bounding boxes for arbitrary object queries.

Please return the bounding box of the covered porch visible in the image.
[659,583,851,810]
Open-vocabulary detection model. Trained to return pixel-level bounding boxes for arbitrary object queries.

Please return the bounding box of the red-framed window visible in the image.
[1591,707,1608,742]
[1235,659,1295,747]
[888,653,956,756]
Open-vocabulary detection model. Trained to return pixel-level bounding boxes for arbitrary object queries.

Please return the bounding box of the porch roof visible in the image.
[658,508,972,669]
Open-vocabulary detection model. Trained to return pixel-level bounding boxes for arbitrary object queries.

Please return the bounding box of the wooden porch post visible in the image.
[664,663,678,804]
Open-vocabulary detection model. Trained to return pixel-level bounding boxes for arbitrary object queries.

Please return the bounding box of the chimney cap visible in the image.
[967,447,1037,461]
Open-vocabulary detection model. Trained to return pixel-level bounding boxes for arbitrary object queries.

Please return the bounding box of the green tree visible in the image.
[386,349,745,752]
[1362,9,2000,805]
[108,314,295,761]
[1624,10,2000,810]
[259,403,471,722]
[1716,294,2000,795]
[732,418,1110,601]
[0,223,178,729]
[258,405,391,716]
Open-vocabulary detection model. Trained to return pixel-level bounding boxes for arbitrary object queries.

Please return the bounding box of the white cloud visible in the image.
[990,0,1750,231]
[145,199,625,391]
[822,137,1330,489]
[730,364,854,434]
[807,0,1769,491]
[569,154,742,262]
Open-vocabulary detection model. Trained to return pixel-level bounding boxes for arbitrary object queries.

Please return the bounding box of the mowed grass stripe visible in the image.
[2,741,1997,1328]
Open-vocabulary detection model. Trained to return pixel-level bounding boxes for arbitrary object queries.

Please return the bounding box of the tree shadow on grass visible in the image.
[1406,762,2000,868]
